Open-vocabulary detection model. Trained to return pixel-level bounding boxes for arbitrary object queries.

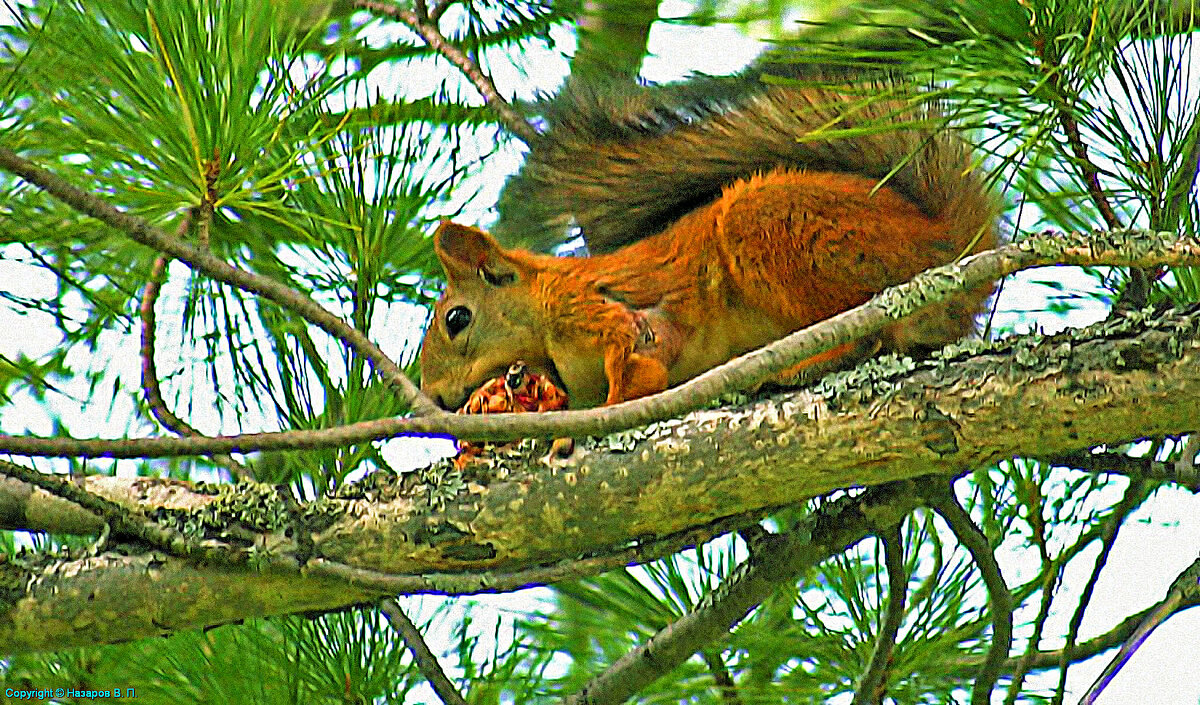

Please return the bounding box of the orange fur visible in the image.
[419,166,997,411]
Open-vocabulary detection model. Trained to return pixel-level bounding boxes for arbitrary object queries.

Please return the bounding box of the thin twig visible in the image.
[142,249,188,435]
[1005,470,1058,705]
[926,479,1013,705]
[1051,478,1148,705]
[562,481,923,705]
[139,213,248,476]
[1006,563,1059,705]
[428,0,454,23]
[947,599,1200,676]
[380,599,468,705]
[851,524,907,705]
[352,0,538,143]
[140,253,196,436]
[0,230,1196,459]
[140,253,248,476]
[0,146,440,417]
[1081,554,1200,705]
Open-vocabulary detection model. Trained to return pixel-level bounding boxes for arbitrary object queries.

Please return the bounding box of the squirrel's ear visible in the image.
[434,221,518,286]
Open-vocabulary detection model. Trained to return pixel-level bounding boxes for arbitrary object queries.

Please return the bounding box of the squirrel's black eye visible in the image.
[445,306,472,338]
[479,266,516,287]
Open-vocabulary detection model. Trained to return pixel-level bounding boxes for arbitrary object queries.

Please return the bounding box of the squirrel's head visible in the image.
[419,222,555,411]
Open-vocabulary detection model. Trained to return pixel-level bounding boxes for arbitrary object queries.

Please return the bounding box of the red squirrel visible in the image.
[419,72,1000,411]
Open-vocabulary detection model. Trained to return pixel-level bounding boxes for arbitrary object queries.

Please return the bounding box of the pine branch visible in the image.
[567,0,657,85]
[0,146,441,417]
[0,229,1197,458]
[852,525,907,705]
[1022,4,1165,310]
[380,599,468,705]
[562,481,924,705]
[1051,478,1150,705]
[1025,7,1124,233]
[926,481,1013,705]
[352,0,538,143]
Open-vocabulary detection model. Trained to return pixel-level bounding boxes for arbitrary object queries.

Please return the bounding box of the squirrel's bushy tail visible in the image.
[495,69,998,255]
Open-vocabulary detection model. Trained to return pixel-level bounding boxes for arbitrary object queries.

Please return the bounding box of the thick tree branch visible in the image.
[0,230,1197,458]
[307,512,753,595]
[0,460,290,569]
[0,460,212,559]
[0,550,374,653]
[0,304,1197,653]
[0,146,440,417]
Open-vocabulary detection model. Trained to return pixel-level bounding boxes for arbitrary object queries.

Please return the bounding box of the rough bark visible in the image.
[0,305,1197,653]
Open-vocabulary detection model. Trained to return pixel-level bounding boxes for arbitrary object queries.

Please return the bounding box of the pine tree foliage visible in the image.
[0,0,1197,703]
[5,608,429,703]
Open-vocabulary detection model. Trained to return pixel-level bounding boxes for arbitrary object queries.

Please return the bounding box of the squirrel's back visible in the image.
[494,67,998,258]
[420,66,1002,411]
